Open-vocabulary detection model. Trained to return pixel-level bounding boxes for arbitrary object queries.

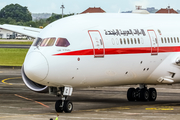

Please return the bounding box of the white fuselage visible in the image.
[23,13,180,88]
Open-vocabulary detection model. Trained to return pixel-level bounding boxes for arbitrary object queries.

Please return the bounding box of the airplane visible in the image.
[1,11,180,113]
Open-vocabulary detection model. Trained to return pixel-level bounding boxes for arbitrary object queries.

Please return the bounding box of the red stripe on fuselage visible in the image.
[53,46,180,56]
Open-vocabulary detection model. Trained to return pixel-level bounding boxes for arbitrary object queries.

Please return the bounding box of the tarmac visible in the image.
[1,67,180,120]
[0,39,32,48]
[0,44,30,48]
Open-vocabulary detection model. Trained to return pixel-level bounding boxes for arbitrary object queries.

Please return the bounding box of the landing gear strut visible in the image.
[54,87,73,113]
[127,85,157,101]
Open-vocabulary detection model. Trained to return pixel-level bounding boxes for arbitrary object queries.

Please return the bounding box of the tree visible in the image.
[46,13,62,23]
[23,21,38,28]
[0,4,75,28]
[0,4,32,22]
[46,13,74,23]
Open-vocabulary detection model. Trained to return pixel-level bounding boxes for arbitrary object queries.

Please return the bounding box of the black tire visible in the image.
[135,87,141,101]
[140,88,149,101]
[63,100,73,113]
[127,88,136,101]
[55,100,64,113]
[149,88,157,101]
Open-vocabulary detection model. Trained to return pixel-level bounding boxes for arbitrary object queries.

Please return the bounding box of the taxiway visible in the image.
[0,44,30,49]
[1,68,180,120]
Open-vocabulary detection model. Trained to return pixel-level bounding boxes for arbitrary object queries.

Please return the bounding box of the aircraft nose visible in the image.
[24,52,49,82]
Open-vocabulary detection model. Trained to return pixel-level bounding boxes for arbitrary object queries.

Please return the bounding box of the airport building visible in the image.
[156,6,178,14]
[0,27,29,39]
[81,7,106,14]
[0,28,15,39]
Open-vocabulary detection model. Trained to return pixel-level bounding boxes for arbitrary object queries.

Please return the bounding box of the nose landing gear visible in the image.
[127,85,157,102]
[55,99,73,113]
[53,87,73,113]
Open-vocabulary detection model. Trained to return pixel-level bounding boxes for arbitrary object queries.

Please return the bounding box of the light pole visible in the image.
[60,4,65,18]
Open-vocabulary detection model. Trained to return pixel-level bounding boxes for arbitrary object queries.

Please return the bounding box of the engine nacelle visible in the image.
[175,57,180,66]
[21,66,48,93]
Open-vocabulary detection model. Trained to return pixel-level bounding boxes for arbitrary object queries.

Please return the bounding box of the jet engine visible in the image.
[175,57,180,66]
[21,66,48,93]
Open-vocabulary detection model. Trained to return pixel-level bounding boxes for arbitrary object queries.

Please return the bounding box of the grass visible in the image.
[0,48,28,66]
[0,41,33,45]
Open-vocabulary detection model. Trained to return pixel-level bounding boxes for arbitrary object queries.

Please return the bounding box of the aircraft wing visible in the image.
[0,24,42,38]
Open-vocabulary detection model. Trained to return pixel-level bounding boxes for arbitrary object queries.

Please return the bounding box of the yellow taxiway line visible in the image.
[1,77,21,85]
[146,107,174,110]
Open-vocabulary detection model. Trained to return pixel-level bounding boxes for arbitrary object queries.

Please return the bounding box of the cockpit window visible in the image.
[33,37,43,46]
[56,38,70,47]
[40,38,56,47]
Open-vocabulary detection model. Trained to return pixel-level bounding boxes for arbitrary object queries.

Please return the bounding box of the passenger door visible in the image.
[88,30,105,57]
[147,30,159,55]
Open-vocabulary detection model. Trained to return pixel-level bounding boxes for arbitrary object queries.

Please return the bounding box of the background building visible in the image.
[156,6,178,14]
[81,7,106,14]
[0,28,15,39]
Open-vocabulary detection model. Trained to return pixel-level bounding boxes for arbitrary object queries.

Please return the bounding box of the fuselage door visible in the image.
[88,30,105,57]
[147,30,159,55]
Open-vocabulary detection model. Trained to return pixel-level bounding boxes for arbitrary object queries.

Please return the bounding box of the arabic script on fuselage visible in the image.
[104,29,146,36]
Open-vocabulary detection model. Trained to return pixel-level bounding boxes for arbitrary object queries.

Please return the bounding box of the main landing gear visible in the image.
[53,87,73,113]
[127,85,157,101]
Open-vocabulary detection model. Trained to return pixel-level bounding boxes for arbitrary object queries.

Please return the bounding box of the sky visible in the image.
[0,0,180,14]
